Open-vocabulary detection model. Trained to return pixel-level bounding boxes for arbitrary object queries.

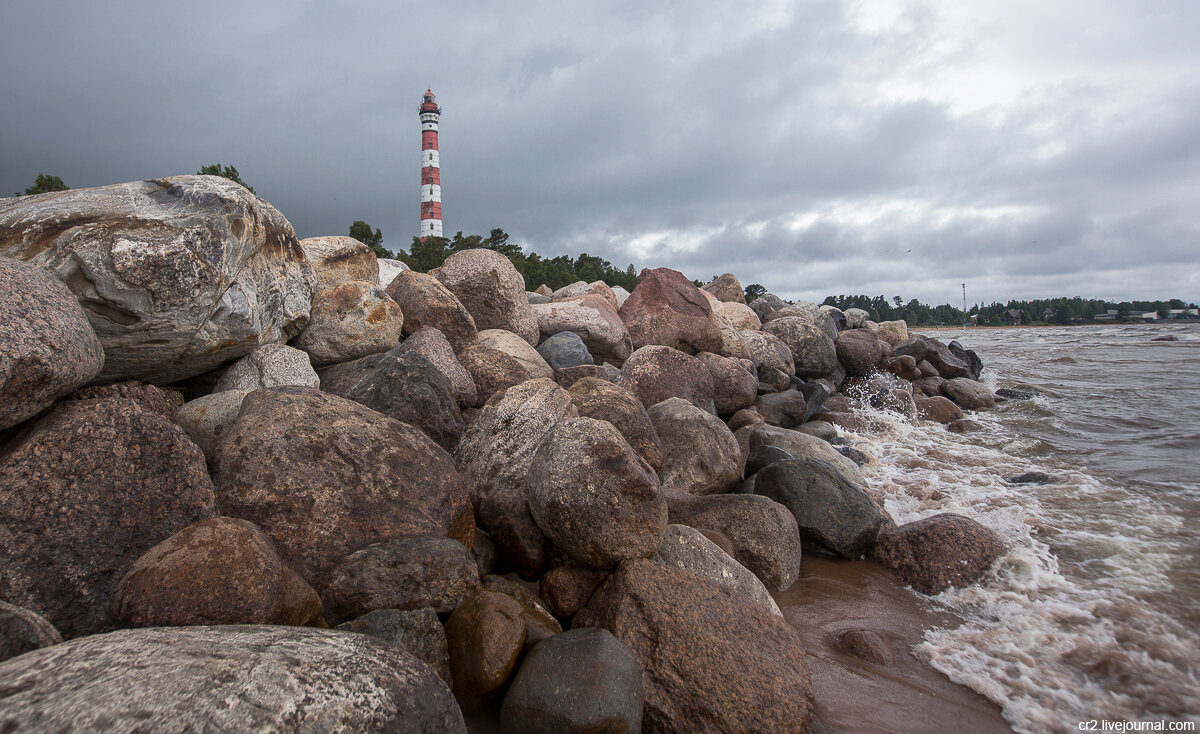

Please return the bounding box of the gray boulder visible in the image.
[655,525,782,615]
[536,330,594,371]
[299,235,379,291]
[213,343,318,392]
[753,457,883,559]
[171,389,251,459]
[338,608,452,687]
[435,248,539,346]
[649,398,743,496]
[292,280,404,366]
[762,317,837,378]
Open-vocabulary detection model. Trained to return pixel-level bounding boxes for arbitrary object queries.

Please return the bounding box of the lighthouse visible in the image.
[418,89,443,239]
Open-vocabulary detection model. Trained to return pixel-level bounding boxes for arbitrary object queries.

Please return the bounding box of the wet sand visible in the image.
[776,555,1013,734]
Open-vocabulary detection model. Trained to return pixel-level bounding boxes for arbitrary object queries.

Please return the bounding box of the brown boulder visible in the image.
[620,345,715,413]
[835,329,884,376]
[649,398,743,496]
[476,484,554,580]
[755,389,809,429]
[697,351,758,415]
[701,272,745,303]
[394,326,478,407]
[539,565,610,619]
[915,394,964,423]
[435,248,540,346]
[456,343,531,406]
[618,267,723,354]
[882,354,920,380]
[445,590,527,711]
[581,559,814,733]
[385,270,478,353]
[210,387,472,581]
[943,377,996,410]
[292,281,404,366]
[299,235,379,291]
[554,363,622,389]
[568,377,663,472]
[0,398,216,637]
[870,513,1006,593]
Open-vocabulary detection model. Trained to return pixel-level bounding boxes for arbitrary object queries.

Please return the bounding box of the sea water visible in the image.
[847,323,1200,733]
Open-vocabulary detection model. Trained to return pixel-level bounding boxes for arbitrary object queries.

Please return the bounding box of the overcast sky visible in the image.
[3,1,1197,306]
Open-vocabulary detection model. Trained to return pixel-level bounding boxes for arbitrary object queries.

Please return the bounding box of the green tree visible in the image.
[348,220,391,258]
[744,283,767,303]
[197,164,255,194]
[22,173,68,195]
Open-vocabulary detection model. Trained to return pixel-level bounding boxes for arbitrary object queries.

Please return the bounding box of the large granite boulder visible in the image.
[394,326,478,408]
[748,292,786,320]
[567,376,663,472]
[445,590,527,711]
[110,516,322,628]
[337,608,452,687]
[749,424,867,486]
[0,601,62,664]
[478,328,554,378]
[385,270,478,353]
[701,272,745,303]
[500,628,644,734]
[435,248,539,346]
[894,336,969,378]
[0,176,315,383]
[171,389,251,459]
[535,330,594,371]
[63,380,185,417]
[876,320,909,347]
[210,387,472,581]
[320,348,463,451]
[697,351,758,415]
[762,317,837,378]
[649,398,742,496]
[0,625,465,732]
[835,328,884,377]
[755,389,809,429]
[943,377,996,410]
[738,328,796,376]
[527,417,667,569]
[0,258,104,431]
[620,345,715,413]
[0,398,216,637]
[456,343,533,405]
[531,293,632,364]
[870,513,1006,593]
[764,301,838,342]
[538,565,610,619]
[580,559,814,733]
[213,342,319,392]
[698,288,752,361]
[753,458,884,559]
[720,301,761,330]
[299,235,379,291]
[292,280,404,366]
[618,267,723,354]
[654,524,781,616]
[844,307,870,328]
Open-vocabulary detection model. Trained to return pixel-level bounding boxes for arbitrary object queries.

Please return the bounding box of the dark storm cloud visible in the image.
[2,0,1197,306]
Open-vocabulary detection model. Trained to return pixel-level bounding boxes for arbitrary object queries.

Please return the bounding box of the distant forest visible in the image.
[386,228,1196,327]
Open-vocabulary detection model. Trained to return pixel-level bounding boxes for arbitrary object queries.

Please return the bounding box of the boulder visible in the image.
[385,270,478,353]
[337,607,452,687]
[527,417,666,569]
[655,525,782,615]
[292,280,404,366]
[528,292,550,304]
[748,292,786,320]
[618,267,723,354]
[753,458,883,559]
[472,530,497,576]
[728,407,765,431]
[435,248,539,346]
[943,377,996,410]
[895,336,969,379]
[480,575,563,652]
[567,376,663,472]
[478,328,554,378]
[738,328,796,376]
[648,398,742,496]
[530,293,632,363]
[319,348,463,451]
[377,258,410,288]
[299,235,379,291]
[820,305,847,332]
[395,326,478,408]
[762,317,837,378]
[314,536,479,625]
[912,375,948,397]
[0,398,216,638]
[554,363,622,389]
[551,280,619,309]
[696,351,758,415]
[836,329,884,376]
[870,513,1006,593]
[701,272,745,303]
[876,320,909,346]
[0,601,62,664]
[580,559,813,733]
[749,424,867,485]
[764,301,838,343]
[213,343,319,392]
[0,258,104,430]
[844,307,870,329]
[445,590,527,711]
[948,340,984,380]
[454,378,577,505]
[721,301,762,330]
[611,285,631,308]
[699,288,753,360]
[500,628,644,734]
[947,418,985,433]
[534,283,553,297]
[456,343,533,405]
[882,354,920,380]
[666,493,802,592]
[0,176,315,384]
[64,380,184,418]
[539,565,610,619]
[476,484,554,580]
[0,625,465,732]
[535,330,594,371]
[171,389,251,459]
[620,345,715,413]
[746,443,796,475]
[755,389,809,428]
[210,387,472,581]
[110,516,322,628]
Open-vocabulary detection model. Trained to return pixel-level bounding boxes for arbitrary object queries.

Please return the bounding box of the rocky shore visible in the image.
[0,176,1015,732]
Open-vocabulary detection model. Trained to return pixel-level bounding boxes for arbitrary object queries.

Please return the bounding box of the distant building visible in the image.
[1093,310,1119,321]
[1167,309,1200,319]
[1003,309,1025,324]
[418,89,443,239]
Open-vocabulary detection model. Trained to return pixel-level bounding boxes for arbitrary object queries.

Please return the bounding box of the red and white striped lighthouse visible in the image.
[418,89,443,239]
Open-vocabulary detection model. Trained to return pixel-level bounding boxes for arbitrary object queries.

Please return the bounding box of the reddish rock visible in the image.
[620,345,715,413]
[943,377,996,410]
[649,398,743,496]
[915,395,964,423]
[554,363,621,389]
[870,513,1006,593]
[480,575,562,651]
[66,380,184,418]
[539,565,610,619]
[618,267,723,354]
[445,590,527,711]
[728,407,765,432]
[568,376,663,472]
[836,329,884,377]
[385,270,478,353]
[912,375,948,397]
[947,418,985,433]
[456,343,530,406]
[336,608,453,686]
[472,529,497,577]
[395,326,478,408]
[581,559,814,733]
[696,351,758,415]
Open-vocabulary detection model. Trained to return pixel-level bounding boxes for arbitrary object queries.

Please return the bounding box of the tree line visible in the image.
[819,294,1198,326]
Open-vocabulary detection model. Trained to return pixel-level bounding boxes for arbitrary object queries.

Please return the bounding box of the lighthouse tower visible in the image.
[418,89,443,239]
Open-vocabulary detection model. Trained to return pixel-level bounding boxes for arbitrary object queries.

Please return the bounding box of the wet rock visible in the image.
[1151,335,1179,342]
[870,513,1006,594]
[898,336,969,379]
[995,387,1038,400]
[480,575,562,651]
[476,484,554,580]
[539,565,610,619]
[701,272,745,303]
[883,354,920,380]
[314,536,479,625]
[0,625,464,732]
[754,458,883,559]
[620,344,715,413]
[0,257,104,430]
[943,377,996,410]
[213,343,319,392]
[110,516,322,628]
[293,281,404,366]
[435,248,539,346]
[947,418,985,433]
[337,607,452,686]
[834,628,893,665]
[749,424,867,486]
[535,330,595,371]
[65,380,184,417]
[756,389,809,428]
[697,351,758,415]
[746,443,796,475]
[299,235,379,291]
[210,387,472,581]
[568,376,663,472]
[0,176,315,383]
[395,326,478,408]
[385,270,478,353]
[500,628,644,734]
[739,329,796,376]
[914,394,963,423]
[0,601,61,663]
[762,317,838,378]
[0,398,216,638]
[912,375,948,397]
[1007,471,1060,484]
[655,525,782,615]
[947,340,984,380]
[171,389,251,459]
[320,348,463,451]
[531,293,632,364]
[666,493,802,592]
[836,329,884,377]
[649,398,742,496]
[445,590,527,711]
[377,257,409,288]
[796,420,839,442]
[528,417,666,569]
[618,267,723,354]
[581,559,814,733]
